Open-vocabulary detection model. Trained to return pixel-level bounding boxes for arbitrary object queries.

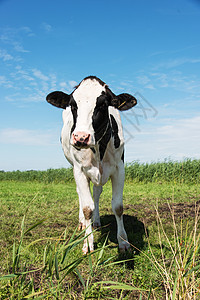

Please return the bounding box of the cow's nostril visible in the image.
[84,135,90,143]
[72,132,91,146]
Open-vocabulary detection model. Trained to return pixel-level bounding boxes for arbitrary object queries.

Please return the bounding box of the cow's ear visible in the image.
[111,93,137,111]
[46,91,70,109]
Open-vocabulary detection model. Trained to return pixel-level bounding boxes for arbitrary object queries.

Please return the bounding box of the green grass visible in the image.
[0,160,200,299]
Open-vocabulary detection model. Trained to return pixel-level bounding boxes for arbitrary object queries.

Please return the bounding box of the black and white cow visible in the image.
[46,76,137,254]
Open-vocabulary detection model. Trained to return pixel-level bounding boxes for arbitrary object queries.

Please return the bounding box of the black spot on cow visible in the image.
[110,114,120,148]
[69,96,78,134]
[99,125,112,160]
[91,147,96,154]
[92,92,110,143]
[92,92,113,160]
[121,150,124,162]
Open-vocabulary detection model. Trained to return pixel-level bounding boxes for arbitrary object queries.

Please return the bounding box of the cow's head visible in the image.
[46,76,137,149]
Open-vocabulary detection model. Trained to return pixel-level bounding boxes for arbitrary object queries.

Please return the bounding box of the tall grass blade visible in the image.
[60,256,84,273]
[147,288,152,300]
[43,244,48,267]
[88,246,93,274]
[99,257,134,269]
[24,218,47,235]
[0,274,18,280]
[12,241,16,273]
[94,234,109,271]
[184,263,200,277]
[48,252,54,277]
[61,225,93,264]
[172,274,178,300]
[98,280,147,291]
[55,253,59,280]
[75,267,85,288]
[21,215,26,235]
[23,290,45,298]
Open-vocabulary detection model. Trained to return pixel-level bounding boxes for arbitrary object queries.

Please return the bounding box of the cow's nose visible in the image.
[72,132,91,146]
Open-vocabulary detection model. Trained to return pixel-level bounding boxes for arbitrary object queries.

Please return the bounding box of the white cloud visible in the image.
[157,116,200,141]
[60,81,68,89]
[59,80,78,91]
[19,26,35,37]
[140,70,200,96]
[145,84,155,90]
[41,22,52,32]
[155,57,200,70]
[1,63,58,103]
[0,75,13,88]
[13,42,29,53]
[32,69,49,81]
[0,128,56,146]
[13,66,34,81]
[124,115,200,163]
[0,49,13,61]
[0,27,33,55]
[150,72,169,88]
[49,73,57,90]
[137,75,151,85]
[69,80,77,88]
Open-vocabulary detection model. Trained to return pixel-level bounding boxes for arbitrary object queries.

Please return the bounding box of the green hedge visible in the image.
[0,159,200,183]
[125,159,200,183]
[0,168,74,183]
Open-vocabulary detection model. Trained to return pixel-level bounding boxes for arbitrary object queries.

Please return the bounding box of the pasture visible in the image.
[0,160,200,299]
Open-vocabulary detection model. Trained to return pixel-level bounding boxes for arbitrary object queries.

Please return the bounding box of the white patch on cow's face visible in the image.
[71,79,106,146]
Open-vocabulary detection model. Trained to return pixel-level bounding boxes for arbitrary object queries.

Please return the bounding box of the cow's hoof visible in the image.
[78,222,86,231]
[82,242,94,254]
[82,247,87,255]
[119,241,131,253]
[93,222,101,230]
[82,248,94,255]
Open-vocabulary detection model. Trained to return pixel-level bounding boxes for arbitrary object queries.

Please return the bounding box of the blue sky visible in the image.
[0,0,200,171]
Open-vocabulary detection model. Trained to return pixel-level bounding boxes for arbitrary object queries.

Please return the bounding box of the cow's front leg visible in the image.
[78,198,86,231]
[74,167,94,254]
[111,163,130,252]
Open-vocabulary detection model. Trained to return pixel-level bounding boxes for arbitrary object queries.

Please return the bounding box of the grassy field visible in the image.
[0,160,200,299]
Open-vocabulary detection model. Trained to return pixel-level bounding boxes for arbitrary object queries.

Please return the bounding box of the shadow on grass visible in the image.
[96,214,146,269]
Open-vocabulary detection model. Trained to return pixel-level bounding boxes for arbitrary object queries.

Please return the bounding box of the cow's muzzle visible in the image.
[72,132,91,148]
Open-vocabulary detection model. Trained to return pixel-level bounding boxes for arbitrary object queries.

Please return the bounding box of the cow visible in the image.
[46,76,137,254]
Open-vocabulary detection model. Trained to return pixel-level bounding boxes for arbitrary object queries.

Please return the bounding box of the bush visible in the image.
[0,168,74,183]
[125,159,200,184]
[1,159,200,184]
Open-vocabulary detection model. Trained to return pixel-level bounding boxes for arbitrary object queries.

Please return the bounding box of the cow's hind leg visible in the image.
[93,185,103,228]
[111,163,130,252]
